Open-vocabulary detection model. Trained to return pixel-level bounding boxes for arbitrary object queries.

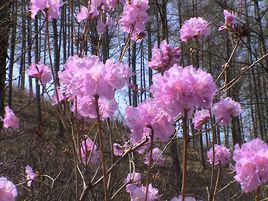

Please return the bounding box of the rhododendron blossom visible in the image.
[193,109,210,130]
[128,184,159,201]
[25,165,36,187]
[207,144,231,165]
[125,173,159,201]
[28,63,52,85]
[80,137,99,164]
[144,147,165,166]
[76,6,99,22]
[119,0,149,40]
[30,0,62,19]
[3,106,19,129]
[125,98,174,143]
[212,97,242,125]
[0,177,18,201]
[113,143,124,156]
[97,15,113,34]
[219,10,236,31]
[150,65,217,118]
[233,138,268,192]
[180,17,210,42]
[171,195,197,201]
[58,55,130,119]
[149,40,181,72]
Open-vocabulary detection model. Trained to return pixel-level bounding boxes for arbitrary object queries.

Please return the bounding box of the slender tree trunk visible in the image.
[0,1,11,122]
[8,2,17,107]
[34,15,42,123]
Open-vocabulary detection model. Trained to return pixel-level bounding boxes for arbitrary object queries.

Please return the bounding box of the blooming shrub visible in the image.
[207,144,231,166]
[149,40,181,72]
[144,147,165,166]
[30,0,62,19]
[119,0,149,40]
[219,10,236,31]
[125,98,174,143]
[212,97,242,125]
[0,177,18,201]
[80,137,100,165]
[58,55,130,119]
[150,65,217,118]
[3,106,19,129]
[28,63,52,85]
[192,109,210,130]
[180,17,210,42]
[233,138,268,192]
[25,165,36,187]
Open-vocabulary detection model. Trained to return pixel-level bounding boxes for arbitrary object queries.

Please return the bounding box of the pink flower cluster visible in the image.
[193,109,210,130]
[233,138,268,193]
[207,144,231,166]
[150,65,217,118]
[58,55,130,119]
[125,172,159,201]
[125,98,174,144]
[28,63,52,85]
[76,6,99,22]
[25,165,36,187]
[149,40,181,72]
[30,0,62,19]
[212,97,242,125]
[119,0,149,40]
[219,10,236,32]
[144,147,165,166]
[97,14,113,34]
[180,17,210,42]
[171,195,197,201]
[80,137,99,164]
[0,177,18,201]
[3,106,19,129]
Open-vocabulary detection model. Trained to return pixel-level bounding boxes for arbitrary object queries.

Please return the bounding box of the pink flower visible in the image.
[59,55,129,119]
[104,59,131,89]
[180,17,210,42]
[193,109,210,130]
[128,184,159,201]
[113,143,125,156]
[125,172,159,201]
[119,0,149,40]
[3,106,19,129]
[76,6,99,22]
[125,172,141,186]
[171,195,197,201]
[149,40,181,72]
[233,138,268,193]
[0,177,18,201]
[25,165,36,187]
[30,0,62,19]
[28,63,52,85]
[125,98,174,143]
[207,144,231,166]
[97,15,113,34]
[144,147,165,166]
[212,97,242,125]
[80,137,99,164]
[218,10,236,31]
[150,65,217,118]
